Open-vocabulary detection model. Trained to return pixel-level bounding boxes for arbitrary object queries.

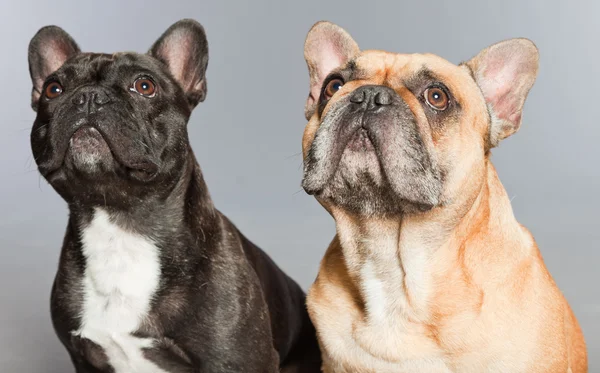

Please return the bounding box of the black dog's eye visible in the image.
[424,86,449,111]
[324,78,344,100]
[45,82,64,99]
[131,78,157,97]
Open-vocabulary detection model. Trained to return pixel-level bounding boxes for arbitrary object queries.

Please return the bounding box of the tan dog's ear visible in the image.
[465,38,539,147]
[304,21,359,120]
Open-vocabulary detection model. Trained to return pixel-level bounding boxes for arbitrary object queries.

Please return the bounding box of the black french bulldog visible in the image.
[28,19,320,373]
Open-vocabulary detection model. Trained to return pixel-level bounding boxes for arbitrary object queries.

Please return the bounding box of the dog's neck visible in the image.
[68,150,219,250]
[329,159,533,323]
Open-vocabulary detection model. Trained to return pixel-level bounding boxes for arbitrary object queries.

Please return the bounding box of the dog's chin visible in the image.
[44,137,163,207]
[308,162,439,217]
[65,127,115,175]
[303,129,443,217]
[45,127,159,186]
[304,141,404,216]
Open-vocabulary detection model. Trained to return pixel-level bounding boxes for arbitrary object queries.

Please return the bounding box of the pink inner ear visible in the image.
[304,22,359,118]
[318,50,343,81]
[33,39,77,95]
[475,40,538,131]
[308,41,349,103]
[159,30,191,84]
[480,58,523,123]
[41,40,75,77]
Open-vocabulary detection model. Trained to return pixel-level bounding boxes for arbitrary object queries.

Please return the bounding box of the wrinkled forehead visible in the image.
[55,52,166,82]
[341,50,479,102]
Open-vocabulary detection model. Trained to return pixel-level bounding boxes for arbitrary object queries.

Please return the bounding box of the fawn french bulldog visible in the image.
[301,21,587,373]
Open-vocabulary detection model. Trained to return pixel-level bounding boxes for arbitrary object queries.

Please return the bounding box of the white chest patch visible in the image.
[73,208,168,373]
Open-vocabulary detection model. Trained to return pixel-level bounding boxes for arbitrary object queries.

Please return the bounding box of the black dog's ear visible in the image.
[149,19,209,109]
[28,26,80,111]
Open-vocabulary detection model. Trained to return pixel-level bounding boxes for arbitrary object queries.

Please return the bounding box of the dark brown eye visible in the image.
[132,78,156,97]
[45,82,63,99]
[424,87,448,110]
[324,78,344,100]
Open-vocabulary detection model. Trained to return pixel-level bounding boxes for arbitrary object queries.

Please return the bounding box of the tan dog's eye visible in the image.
[324,78,344,100]
[45,82,64,99]
[132,78,157,97]
[424,87,448,111]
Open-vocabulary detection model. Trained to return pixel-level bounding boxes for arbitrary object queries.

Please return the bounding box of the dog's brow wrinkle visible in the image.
[403,66,438,89]
[347,60,357,72]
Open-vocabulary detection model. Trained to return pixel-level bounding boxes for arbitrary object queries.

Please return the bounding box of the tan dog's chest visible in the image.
[309,272,452,372]
[308,234,454,373]
[307,229,572,373]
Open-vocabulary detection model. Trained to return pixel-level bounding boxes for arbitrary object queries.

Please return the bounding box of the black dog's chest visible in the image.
[70,333,194,373]
[63,280,197,373]
[60,210,194,372]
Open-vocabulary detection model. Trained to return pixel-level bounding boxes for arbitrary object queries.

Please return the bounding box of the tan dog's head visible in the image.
[302,21,538,217]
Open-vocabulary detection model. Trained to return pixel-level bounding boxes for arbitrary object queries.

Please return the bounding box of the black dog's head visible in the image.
[28,19,208,207]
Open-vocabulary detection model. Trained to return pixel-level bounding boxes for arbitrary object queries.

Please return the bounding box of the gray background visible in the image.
[0,0,598,371]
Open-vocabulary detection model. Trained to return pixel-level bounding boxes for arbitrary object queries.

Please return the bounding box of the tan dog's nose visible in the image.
[349,85,394,111]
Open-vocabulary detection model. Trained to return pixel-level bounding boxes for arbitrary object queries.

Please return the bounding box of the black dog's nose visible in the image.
[72,86,112,113]
[349,85,395,111]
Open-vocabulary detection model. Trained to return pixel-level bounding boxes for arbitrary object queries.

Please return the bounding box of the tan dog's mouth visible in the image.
[346,127,375,152]
[302,85,443,216]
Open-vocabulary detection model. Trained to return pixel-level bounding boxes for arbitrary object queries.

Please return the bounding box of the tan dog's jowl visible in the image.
[301,21,587,373]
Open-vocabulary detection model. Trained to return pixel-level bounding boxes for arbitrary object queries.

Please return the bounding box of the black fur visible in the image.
[29,19,320,373]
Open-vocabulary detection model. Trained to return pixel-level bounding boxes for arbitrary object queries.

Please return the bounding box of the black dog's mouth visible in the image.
[42,125,159,183]
[68,126,111,158]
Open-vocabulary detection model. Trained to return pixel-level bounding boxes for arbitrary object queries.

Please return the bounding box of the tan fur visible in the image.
[303,50,587,372]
